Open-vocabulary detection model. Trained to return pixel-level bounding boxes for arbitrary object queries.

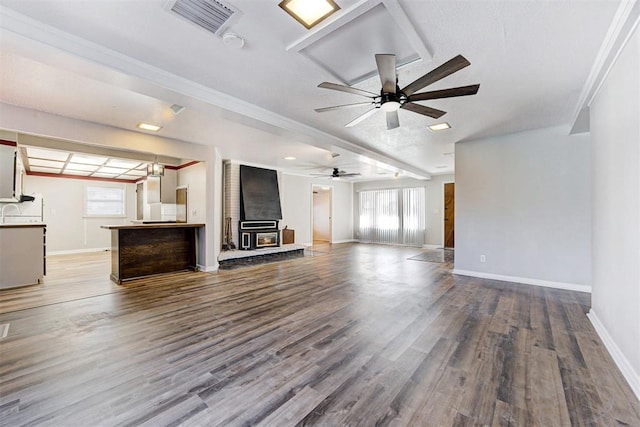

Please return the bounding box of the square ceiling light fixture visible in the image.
[428,122,451,132]
[137,122,162,132]
[279,0,340,29]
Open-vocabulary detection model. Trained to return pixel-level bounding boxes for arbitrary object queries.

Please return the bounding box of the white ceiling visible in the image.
[0,0,622,180]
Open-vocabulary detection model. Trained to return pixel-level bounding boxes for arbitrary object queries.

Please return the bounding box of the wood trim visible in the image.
[26,171,138,183]
[0,139,17,147]
[166,161,200,170]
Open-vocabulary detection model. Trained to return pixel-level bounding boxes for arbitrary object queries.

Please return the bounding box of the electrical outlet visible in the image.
[480,254,486,263]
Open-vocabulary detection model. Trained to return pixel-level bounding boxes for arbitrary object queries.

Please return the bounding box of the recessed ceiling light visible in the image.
[283,156,296,160]
[137,122,162,132]
[428,122,451,131]
[65,163,100,172]
[278,0,340,29]
[26,147,69,162]
[28,158,65,168]
[71,154,108,165]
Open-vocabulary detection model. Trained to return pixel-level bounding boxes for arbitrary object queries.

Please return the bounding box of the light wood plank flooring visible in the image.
[0,243,638,426]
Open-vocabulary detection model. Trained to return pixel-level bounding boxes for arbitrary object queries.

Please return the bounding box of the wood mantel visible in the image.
[101,223,204,284]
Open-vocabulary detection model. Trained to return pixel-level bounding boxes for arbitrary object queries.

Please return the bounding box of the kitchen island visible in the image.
[101,223,204,284]
[0,223,46,289]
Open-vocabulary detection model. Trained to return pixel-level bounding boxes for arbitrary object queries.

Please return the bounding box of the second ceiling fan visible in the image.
[315,54,480,130]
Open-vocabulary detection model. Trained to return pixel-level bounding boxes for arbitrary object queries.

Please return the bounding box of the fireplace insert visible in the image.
[239,221,280,250]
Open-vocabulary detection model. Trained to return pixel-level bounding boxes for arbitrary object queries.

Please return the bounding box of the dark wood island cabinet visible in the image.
[101,223,204,284]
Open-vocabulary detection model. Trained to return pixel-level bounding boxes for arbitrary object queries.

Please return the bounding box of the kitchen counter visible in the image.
[101,223,203,230]
[0,223,46,289]
[129,220,178,225]
[101,223,204,284]
[0,222,46,228]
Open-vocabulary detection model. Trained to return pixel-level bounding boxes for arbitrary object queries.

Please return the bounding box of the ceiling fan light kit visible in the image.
[315,54,480,130]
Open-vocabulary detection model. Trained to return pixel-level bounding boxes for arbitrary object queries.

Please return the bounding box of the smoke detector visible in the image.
[222,32,245,49]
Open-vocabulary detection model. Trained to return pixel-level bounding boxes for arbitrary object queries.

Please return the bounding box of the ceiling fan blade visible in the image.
[314,101,374,113]
[408,84,480,102]
[345,108,378,127]
[401,55,471,96]
[401,102,447,119]
[386,110,400,130]
[339,173,361,177]
[318,82,378,98]
[375,54,397,93]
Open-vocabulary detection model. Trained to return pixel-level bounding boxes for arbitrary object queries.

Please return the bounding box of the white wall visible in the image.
[589,23,640,398]
[177,162,206,224]
[24,175,136,254]
[425,174,455,247]
[281,174,353,246]
[313,189,331,241]
[454,126,591,291]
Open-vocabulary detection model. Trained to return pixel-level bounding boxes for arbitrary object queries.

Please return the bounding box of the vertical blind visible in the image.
[359,187,425,246]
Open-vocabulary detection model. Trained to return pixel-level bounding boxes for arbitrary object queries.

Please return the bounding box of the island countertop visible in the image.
[100,223,204,230]
[102,223,204,284]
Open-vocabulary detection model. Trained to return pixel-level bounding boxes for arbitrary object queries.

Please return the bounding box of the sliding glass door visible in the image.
[358,187,425,246]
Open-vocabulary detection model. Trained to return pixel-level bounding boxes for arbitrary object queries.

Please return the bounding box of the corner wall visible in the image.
[589,22,640,399]
[454,126,591,292]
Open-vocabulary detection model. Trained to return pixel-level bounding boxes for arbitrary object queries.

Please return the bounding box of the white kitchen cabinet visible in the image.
[0,142,21,201]
[0,224,46,289]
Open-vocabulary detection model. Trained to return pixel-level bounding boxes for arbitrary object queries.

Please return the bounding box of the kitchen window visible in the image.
[85,185,125,217]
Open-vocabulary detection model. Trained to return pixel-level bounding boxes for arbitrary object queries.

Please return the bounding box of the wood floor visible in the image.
[0,243,638,426]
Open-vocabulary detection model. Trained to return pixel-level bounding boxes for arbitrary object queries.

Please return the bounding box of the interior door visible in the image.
[444,183,455,248]
[176,187,187,223]
[312,187,332,243]
[136,182,143,220]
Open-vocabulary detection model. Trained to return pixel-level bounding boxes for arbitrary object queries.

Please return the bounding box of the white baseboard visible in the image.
[452,269,592,293]
[48,248,110,256]
[587,309,640,401]
[422,244,442,249]
[197,264,218,273]
[332,239,357,244]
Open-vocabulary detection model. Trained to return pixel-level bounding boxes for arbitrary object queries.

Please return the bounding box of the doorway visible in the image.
[136,182,144,220]
[176,186,188,223]
[444,182,455,248]
[312,186,332,244]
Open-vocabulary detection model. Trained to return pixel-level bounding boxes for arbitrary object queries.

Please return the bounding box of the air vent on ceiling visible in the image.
[169,0,239,36]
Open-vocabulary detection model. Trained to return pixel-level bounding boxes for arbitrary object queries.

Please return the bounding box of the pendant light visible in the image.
[147,157,165,177]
